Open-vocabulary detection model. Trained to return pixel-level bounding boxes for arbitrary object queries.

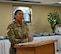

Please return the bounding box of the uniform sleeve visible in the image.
[25,24,29,34]
[7,24,26,45]
[23,23,29,38]
[21,24,29,42]
[7,25,19,44]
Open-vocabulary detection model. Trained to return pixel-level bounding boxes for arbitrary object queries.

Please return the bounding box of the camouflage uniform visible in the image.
[7,21,29,54]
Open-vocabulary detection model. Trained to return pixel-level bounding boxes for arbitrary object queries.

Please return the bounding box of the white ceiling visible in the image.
[22,0,61,2]
[0,0,61,2]
[0,0,61,6]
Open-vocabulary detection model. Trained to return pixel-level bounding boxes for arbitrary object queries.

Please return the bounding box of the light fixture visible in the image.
[57,2,61,4]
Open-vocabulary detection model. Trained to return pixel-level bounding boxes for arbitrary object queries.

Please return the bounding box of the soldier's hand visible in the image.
[28,37,33,42]
[22,33,28,38]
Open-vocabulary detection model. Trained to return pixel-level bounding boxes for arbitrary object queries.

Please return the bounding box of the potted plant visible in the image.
[48,11,61,33]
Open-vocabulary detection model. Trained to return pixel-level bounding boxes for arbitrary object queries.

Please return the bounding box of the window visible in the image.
[13,6,32,23]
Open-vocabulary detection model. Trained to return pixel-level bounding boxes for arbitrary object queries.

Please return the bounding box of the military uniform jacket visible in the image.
[7,21,29,54]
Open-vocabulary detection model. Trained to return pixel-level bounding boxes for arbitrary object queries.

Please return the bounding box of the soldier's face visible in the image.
[14,11,24,22]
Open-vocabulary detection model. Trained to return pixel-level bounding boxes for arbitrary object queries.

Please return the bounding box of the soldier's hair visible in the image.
[14,10,22,15]
[14,10,23,19]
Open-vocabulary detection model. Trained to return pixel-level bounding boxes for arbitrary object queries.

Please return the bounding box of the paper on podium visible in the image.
[17,37,46,46]
[18,41,41,46]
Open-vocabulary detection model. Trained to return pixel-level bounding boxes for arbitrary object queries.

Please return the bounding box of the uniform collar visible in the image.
[13,21,22,27]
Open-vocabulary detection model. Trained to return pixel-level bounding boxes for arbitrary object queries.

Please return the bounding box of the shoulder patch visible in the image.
[7,29,10,33]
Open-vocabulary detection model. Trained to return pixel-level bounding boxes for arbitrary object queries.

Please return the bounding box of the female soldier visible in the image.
[7,10,33,54]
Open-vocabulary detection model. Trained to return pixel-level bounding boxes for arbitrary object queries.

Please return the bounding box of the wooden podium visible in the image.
[14,40,57,54]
